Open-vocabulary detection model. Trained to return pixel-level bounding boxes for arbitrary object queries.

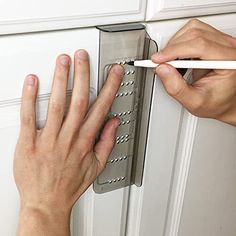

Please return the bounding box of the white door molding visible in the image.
[0,0,145,35]
[165,112,198,236]
[146,0,236,21]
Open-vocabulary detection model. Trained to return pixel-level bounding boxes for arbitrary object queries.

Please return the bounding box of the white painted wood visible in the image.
[0,0,145,35]
[0,29,98,102]
[126,64,183,236]
[165,17,236,236]
[146,0,236,21]
[177,119,236,236]
[73,186,129,236]
[126,13,236,236]
[0,125,20,236]
[165,112,199,236]
[0,28,129,236]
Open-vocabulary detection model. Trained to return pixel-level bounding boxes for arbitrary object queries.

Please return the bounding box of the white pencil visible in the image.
[127,60,236,70]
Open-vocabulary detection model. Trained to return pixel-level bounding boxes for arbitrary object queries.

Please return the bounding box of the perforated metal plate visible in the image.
[93,24,158,193]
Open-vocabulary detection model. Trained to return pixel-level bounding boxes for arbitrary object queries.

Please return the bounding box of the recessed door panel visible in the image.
[146,0,236,21]
[0,0,146,34]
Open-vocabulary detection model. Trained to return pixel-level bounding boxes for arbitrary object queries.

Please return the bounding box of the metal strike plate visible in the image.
[93,23,158,193]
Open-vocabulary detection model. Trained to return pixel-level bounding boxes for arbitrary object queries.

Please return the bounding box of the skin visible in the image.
[152,19,236,126]
[14,19,236,236]
[14,49,124,236]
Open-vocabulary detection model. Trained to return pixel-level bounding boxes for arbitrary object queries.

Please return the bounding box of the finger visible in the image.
[94,117,120,171]
[20,75,38,142]
[155,64,205,112]
[79,65,124,142]
[152,38,236,63]
[61,50,90,138]
[169,19,221,44]
[43,55,71,138]
[168,28,234,48]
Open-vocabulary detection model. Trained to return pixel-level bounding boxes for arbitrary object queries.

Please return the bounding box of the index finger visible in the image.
[152,37,236,63]
[168,19,222,44]
[79,65,124,141]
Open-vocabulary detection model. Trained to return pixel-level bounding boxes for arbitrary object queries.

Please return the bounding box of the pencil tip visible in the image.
[127,61,134,66]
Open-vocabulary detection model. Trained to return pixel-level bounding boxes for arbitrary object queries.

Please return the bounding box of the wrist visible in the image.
[18,203,71,236]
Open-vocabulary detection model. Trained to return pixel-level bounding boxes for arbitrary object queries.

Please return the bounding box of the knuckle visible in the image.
[187,28,202,39]
[94,99,110,117]
[76,143,91,159]
[24,145,36,159]
[72,98,88,113]
[57,138,71,154]
[77,132,93,150]
[50,102,64,114]
[188,18,201,28]
[98,103,109,117]
[194,36,208,50]
[38,134,56,152]
[77,64,89,77]
[166,86,183,97]
[164,80,185,97]
[21,114,34,127]
[45,141,57,153]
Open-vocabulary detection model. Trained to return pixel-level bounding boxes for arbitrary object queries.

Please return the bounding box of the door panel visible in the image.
[0,0,146,35]
[0,28,129,236]
[0,29,98,102]
[178,119,236,236]
[146,0,236,21]
[73,187,129,236]
[166,20,236,236]
[126,13,236,236]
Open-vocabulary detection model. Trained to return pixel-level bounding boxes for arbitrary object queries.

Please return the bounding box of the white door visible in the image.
[125,13,236,236]
[0,28,131,236]
[0,13,236,236]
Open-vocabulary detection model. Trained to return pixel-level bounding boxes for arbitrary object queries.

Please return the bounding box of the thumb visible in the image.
[94,117,120,172]
[155,64,203,111]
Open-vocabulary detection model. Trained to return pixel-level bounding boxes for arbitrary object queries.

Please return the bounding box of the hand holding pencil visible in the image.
[128,59,236,70]
[150,19,236,127]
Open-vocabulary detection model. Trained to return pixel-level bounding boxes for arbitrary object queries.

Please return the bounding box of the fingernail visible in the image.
[156,65,170,76]
[60,55,70,66]
[76,49,88,60]
[112,65,124,77]
[26,75,35,87]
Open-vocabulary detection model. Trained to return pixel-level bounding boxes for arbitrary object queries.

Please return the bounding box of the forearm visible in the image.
[17,206,71,236]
